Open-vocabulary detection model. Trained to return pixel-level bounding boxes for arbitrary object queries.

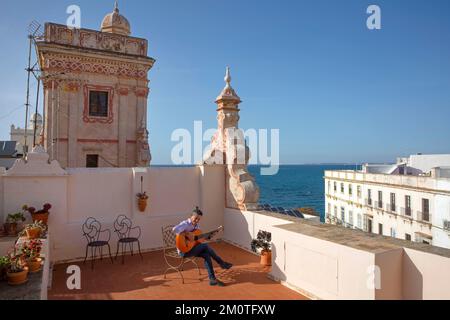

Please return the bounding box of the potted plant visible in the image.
[3,212,26,236]
[136,192,149,212]
[20,239,43,273]
[6,250,28,286]
[20,221,46,240]
[0,256,10,281]
[251,230,272,266]
[25,203,52,225]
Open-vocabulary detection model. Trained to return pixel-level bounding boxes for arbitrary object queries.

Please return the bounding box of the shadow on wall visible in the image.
[271,242,287,283]
[402,252,423,300]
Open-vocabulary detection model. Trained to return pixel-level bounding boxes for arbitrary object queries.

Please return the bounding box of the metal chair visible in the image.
[114,215,143,264]
[82,217,113,270]
[161,225,201,284]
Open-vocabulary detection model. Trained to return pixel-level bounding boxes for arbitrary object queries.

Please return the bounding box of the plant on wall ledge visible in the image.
[3,212,26,236]
[25,203,52,225]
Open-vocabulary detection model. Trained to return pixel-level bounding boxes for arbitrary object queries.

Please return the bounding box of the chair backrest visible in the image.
[82,217,102,244]
[114,215,133,239]
[161,225,176,249]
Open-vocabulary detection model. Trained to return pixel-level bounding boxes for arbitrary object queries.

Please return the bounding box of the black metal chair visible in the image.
[114,215,143,264]
[82,217,113,270]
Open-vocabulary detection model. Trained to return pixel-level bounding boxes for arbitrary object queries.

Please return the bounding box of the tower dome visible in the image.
[101,1,131,36]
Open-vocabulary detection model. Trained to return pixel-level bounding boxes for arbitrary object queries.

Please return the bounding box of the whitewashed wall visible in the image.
[1,156,225,262]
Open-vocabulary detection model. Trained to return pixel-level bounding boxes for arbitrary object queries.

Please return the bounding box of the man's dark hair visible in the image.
[192,206,203,216]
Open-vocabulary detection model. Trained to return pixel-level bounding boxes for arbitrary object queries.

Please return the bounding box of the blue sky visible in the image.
[1,0,450,164]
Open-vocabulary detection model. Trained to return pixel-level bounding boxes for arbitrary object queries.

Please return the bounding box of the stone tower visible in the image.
[36,2,154,168]
[204,68,260,210]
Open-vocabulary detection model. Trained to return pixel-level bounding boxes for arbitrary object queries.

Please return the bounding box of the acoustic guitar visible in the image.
[176,226,224,254]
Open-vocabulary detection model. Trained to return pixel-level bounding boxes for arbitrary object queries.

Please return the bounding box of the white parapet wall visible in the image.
[224,207,450,300]
[1,149,226,262]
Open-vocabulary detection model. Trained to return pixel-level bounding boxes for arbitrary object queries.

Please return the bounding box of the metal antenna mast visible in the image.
[23,20,43,157]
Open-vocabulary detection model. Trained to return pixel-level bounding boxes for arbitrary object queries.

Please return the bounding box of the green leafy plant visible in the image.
[6,212,26,224]
[19,221,47,238]
[136,192,149,200]
[251,230,272,253]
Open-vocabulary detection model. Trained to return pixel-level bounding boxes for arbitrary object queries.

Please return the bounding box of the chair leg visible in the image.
[137,241,143,260]
[192,258,201,275]
[107,244,113,264]
[100,246,103,261]
[115,241,120,260]
[83,245,89,264]
[130,243,134,256]
[91,247,95,270]
[121,242,125,265]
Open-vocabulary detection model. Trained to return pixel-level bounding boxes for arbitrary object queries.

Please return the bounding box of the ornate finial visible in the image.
[225,67,231,88]
[114,0,119,12]
[216,66,241,103]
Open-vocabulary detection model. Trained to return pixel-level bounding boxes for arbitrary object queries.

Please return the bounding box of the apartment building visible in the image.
[324,154,450,249]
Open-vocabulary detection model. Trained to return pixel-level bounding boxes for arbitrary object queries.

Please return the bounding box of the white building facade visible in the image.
[324,155,450,249]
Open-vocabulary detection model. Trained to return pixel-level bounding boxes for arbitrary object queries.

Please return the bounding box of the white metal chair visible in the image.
[161,225,201,284]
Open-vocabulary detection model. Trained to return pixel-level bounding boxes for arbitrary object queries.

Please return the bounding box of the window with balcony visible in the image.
[378,223,383,235]
[405,195,412,216]
[378,191,383,209]
[341,207,345,223]
[390,228,396,238]
[390,193,396,212]
[334,206,337,217]
[368,189,372,206]
[341,183,344,193]
[357,186,361,198]
[422,199,430,222]
[349,184,353,196]
[348,211,353,227]
[334,182,337,192]
[328,181,331,194]
[357,214,362,229]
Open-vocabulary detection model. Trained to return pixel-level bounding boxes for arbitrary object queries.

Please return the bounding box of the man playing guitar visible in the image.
[172,207,232,286]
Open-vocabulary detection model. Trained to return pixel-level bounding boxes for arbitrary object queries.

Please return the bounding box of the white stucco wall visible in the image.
[1,164,225,262]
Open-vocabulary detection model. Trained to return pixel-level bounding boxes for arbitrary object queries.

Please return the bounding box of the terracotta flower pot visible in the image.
[4,223,18,236]
[138,198,147,212]
[32,213,49,225]
[260,250,272,266]
[25,227,42,240]
[7,268,29,286]
[26,258,42,273]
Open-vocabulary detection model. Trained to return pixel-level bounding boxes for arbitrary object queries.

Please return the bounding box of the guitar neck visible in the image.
[195,228,222,241]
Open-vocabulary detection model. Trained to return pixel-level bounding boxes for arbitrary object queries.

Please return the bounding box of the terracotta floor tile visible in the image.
[48,242,308,300]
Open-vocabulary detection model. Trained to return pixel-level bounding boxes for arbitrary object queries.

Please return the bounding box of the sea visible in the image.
[248,165,361,222]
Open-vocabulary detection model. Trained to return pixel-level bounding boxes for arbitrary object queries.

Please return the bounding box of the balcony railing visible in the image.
[365,199,373,207]
[385,203,397,213]
[417,211,432,224]
[401,207,412,217]
[375,201,383,209]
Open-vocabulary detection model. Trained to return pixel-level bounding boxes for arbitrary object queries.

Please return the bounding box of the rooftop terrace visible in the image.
[49,242,307,300]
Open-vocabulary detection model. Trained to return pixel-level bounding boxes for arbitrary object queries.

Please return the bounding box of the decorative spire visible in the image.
[225,66,232,88]
[114,0,119,13]
[216,67,241,104]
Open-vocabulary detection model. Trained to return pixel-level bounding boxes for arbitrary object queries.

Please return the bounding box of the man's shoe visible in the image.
[220,262,233,270]
[210,279,226,287]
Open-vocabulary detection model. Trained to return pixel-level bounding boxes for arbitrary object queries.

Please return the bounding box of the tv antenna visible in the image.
[23,20,43,157]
